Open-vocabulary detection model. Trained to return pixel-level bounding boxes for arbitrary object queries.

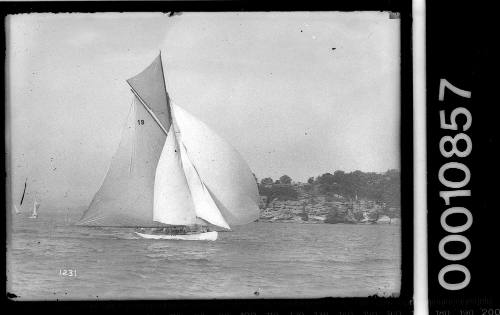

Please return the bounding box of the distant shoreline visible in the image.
[256,169,401,225]
[255,218,401,225]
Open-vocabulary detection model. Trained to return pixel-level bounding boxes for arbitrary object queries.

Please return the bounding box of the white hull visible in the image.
[135,231,218,241]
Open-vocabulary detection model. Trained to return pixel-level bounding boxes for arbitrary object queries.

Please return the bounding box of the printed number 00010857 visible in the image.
[437,78,472,291]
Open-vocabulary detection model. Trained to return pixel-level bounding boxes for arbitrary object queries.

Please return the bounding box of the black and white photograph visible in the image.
[6,11,403,301]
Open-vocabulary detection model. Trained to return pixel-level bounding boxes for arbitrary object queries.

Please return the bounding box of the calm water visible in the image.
[7,210,400,300]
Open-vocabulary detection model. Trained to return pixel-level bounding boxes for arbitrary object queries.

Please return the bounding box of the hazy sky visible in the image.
[6,12,400,209]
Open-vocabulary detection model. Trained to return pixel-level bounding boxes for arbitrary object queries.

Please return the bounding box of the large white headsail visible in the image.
[153,125,198,225]
[172,103,260,226]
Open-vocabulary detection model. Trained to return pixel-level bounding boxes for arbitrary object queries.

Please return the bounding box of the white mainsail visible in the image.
[77,97,167,226]
[78,53,259,231]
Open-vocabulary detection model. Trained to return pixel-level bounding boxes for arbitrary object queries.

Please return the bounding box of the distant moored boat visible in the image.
[13,177,28,215]
[29,200,40,219]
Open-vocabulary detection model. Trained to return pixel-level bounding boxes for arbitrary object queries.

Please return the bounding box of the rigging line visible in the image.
[127,87,169,136]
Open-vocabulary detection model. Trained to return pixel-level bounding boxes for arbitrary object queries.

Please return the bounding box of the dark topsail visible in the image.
[77,54,172,226]
[127,53,172,128]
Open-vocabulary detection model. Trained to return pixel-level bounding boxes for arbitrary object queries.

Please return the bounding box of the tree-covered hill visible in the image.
[257,169,400,209]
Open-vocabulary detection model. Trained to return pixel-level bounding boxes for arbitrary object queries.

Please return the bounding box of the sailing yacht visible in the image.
[29,200,40,219]
[13,178,28,215]
[77,53,260,240]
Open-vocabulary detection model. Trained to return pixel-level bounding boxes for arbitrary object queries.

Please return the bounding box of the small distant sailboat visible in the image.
[77,53,260,240]
[29,199,40,219]
[13,177,28,215]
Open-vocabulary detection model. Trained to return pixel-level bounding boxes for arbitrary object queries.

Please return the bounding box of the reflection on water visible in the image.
[7,210,401,300]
